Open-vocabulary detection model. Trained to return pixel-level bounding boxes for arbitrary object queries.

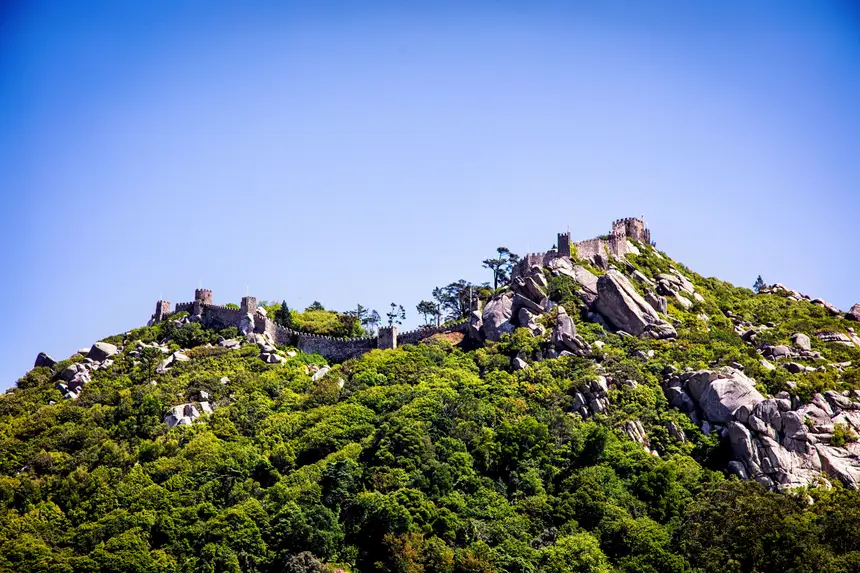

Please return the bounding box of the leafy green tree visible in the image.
[365,310,382,334]
[387,303,406,327]
[416,300,441,326]
[306,301,326,311]
[541,533,612,573]
[432,281,479,321]
[138,346,164,385]
[753,275,765,293]
[275,300,294,328]
[482,247,520,289]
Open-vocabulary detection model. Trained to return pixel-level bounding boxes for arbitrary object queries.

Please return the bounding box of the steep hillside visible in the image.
[4,224,860,573]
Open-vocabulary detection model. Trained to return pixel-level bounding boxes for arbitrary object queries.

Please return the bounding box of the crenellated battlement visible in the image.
[150,288,466,363]
[512,216,652,279]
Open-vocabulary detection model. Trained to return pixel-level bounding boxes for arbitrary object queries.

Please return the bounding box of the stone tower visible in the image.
[241,296,257,315]
[378,326,398,350]
[557,232,571,258]
[154,300,171,322]
[195,288,213,305]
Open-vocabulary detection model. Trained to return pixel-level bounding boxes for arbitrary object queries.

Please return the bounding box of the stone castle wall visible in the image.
[512,217,646,278]
[152,292,467,363]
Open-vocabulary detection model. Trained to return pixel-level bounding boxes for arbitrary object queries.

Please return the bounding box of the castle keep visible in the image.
[150,289,468,362]
[515,217,651,277]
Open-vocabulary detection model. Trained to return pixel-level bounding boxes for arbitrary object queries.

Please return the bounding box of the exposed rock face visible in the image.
[547,258,599,304]
[239,313,256,336]
[592,270,676,339]
[34,352,56,369]
[550,306,591,356]
[847,304,860,322]
[681,367,765,424]
[645,291,667,314]
[468,310,485,342]
[664,368,860,490]
[88,342,118,362]
[481,294,514,342]
[817,331,855,346]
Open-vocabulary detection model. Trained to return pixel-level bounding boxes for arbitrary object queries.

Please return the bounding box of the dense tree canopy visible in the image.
[2,240,860,572]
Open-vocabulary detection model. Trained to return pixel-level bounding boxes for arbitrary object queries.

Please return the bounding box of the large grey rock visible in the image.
[164,403,204,428]
[34,352,56,369]
[645,291,667,314]
[512,357,529,371]
[816,331,854,346]
[847,304,860,322]
[687,368,765,424]
[239,313,256,336]
[482,294,514,341]
[468,310,485,342]
[550,306,591,355]
[512,275,547,305]
[88,342,118,362]
[592,270,676,339]
[791,333,811,351]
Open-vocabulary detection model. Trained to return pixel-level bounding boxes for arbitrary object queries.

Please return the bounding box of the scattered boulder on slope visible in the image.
[847,304,860,322]
[791,333,812,351]
[482,293,514,342]
[34,352,56,369]
[88,342,119,362]
[164,402,212,428]
[592,270,676,339]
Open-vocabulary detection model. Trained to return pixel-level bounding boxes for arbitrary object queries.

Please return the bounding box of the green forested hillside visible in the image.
[3,243,860,573]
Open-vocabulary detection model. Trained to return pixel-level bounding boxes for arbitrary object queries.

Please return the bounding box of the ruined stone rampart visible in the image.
[152,290,467,363]
[513,216,646,278]
[174,302,195,315]
[573,238,610,260]
[203,306,244,330]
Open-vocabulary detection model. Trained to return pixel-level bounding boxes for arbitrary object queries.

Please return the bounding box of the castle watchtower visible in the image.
[195,289,213,305]
[378,326,398,350]
[612,217,651,244]
[154,300,171,322]
[241,296,257,315]
[557,232,571,258]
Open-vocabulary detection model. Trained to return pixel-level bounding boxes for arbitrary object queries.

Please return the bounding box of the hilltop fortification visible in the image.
[150,290,469,362]
[514,216,651,278]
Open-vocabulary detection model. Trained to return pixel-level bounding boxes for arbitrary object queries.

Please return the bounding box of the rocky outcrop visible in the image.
[34,352,56,369]
[847,304,860,322]
[790,333,811,351]
[481,294,514,342]
[156,351,190,374]
[592,270,676,339]
[676,367,765,424]
[88,342,118,362]
[550,306,591,356]
[664,368,860,490]
[165,402,213,428]
[571,375,611,418]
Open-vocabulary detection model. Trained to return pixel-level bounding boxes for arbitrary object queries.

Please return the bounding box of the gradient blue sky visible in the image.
[2,1,859,388]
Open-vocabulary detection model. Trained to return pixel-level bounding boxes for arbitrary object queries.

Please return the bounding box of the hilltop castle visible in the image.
[150,217,650,361]
[515,217,651,277]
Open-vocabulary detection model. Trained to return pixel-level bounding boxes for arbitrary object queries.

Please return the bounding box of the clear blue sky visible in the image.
[2,1,859,388]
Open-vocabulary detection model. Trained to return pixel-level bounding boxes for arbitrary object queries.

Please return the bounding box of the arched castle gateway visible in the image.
[514,216,651,278]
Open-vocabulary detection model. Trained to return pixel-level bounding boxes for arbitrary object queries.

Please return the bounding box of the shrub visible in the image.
[831,423,857,448]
